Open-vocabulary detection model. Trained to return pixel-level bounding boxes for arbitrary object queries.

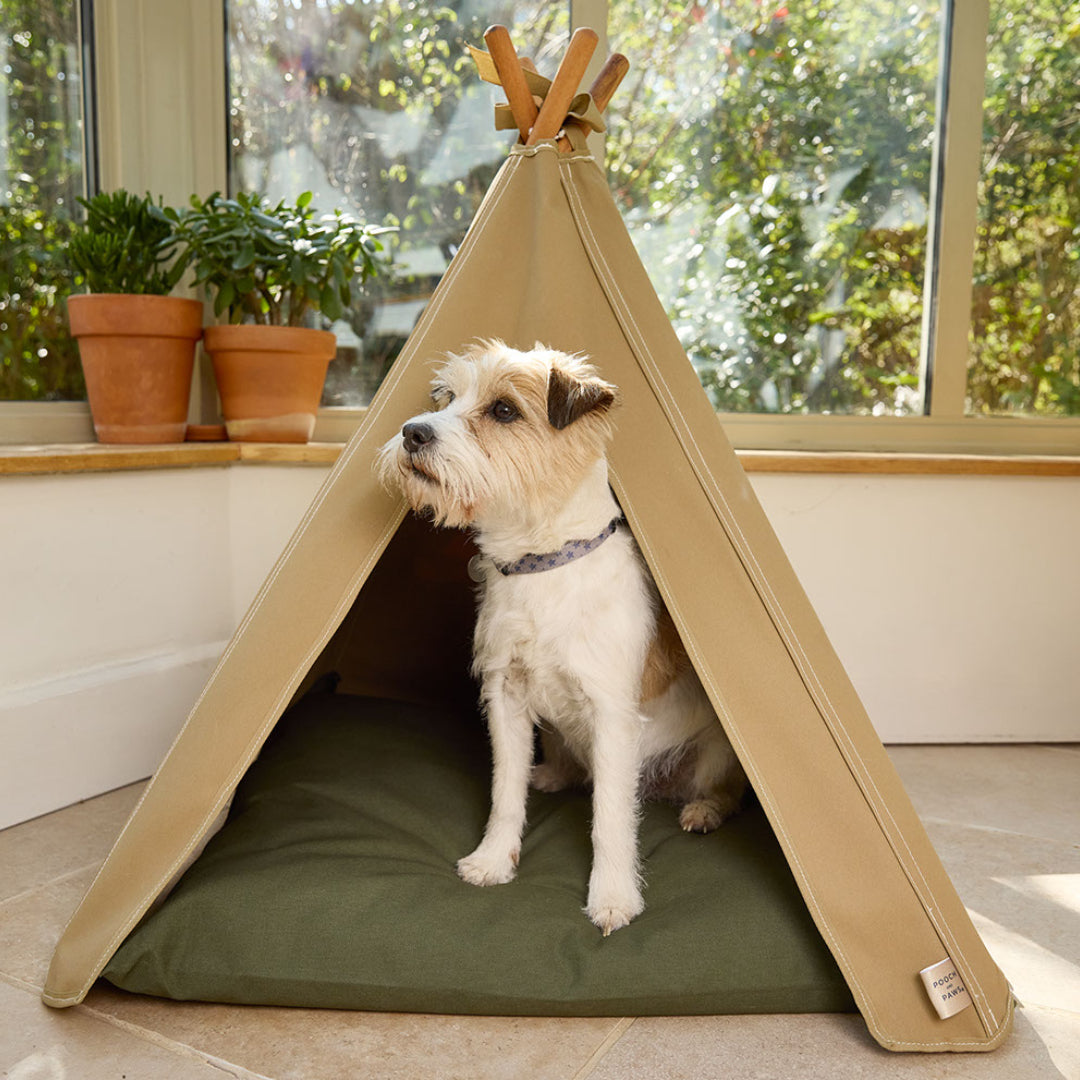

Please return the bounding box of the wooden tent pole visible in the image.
[527,27,599,145]
[483,27,627,153]
[589,52,630,113]
[556,51,631,152]
[484,25,538,143]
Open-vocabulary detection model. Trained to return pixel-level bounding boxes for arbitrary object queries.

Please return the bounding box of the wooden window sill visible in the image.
[2,443,1079,477]
[0,442,342,476]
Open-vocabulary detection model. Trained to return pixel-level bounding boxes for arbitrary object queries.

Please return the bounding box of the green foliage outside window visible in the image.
[0,189,84,399]
[2,0,1078,417]
[606,0,939,414]
[968,2,1080,416]
[227,0,569,402]
[0,0,86,400]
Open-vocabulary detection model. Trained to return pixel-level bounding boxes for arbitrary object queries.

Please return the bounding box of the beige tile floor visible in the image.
[2,745,1077,1079]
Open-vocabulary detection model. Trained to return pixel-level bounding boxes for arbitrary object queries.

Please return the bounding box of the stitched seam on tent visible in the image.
[565,170,996,1033]
[612,474,875,1034]
[880,993,1014,1051]
[561,166,996,1037]
[78,507,408,1000]
[580,179,998,1034]
[510,141,595,162]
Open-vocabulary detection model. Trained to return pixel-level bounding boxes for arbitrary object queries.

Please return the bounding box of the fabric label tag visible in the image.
[919,957,973,1019]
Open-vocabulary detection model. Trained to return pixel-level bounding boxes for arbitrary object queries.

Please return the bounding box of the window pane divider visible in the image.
[923,0,991,419]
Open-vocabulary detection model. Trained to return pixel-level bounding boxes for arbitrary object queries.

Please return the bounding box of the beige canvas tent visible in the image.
[44,29,1013,1053]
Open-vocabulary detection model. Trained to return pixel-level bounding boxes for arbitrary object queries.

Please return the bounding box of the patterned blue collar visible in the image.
[494,518,621,576]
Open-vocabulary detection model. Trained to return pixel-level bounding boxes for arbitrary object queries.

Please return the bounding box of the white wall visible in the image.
[0,466,319,830]
[2,464,1077,828]
[752,472,1080,744]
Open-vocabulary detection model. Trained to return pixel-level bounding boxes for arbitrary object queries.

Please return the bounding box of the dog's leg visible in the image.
[679,723,747,833]
[585,709,645,935]
[457,673,535,887]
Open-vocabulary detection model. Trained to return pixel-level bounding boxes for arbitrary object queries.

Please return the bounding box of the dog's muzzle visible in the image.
[402,421,436,455]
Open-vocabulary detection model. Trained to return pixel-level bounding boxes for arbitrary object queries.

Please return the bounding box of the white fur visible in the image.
[377,342,746,935]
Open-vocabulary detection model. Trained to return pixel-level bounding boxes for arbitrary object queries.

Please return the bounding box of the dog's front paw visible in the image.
[585,886,645,936]
[456,845,519,887]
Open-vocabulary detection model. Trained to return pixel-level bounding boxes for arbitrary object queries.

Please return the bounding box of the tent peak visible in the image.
[476,25,629,152]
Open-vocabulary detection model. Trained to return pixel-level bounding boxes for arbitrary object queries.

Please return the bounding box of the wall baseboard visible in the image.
[0,644,226,830]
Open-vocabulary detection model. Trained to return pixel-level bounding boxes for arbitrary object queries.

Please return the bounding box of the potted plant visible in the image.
[162,191,391,442]
[67,190,202,443]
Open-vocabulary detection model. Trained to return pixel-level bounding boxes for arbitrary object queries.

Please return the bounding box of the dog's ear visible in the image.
[547,365,617,431]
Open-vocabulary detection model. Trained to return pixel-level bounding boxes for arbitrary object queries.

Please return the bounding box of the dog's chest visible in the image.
[473,541,652,723]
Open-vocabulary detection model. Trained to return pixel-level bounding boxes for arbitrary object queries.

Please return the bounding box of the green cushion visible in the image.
[104,693,855,1015]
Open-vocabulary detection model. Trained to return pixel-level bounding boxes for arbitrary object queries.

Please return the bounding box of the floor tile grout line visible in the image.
[0,781,147,838]
[1,969,265,1079]
[78,1001,275,1080]
[570,1016,636,1080]
[918,816,1080,848]
[0,858,104,909]
[0,968,43,995]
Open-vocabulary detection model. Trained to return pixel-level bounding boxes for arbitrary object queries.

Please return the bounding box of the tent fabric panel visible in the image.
[541,147,1011,1048]
[42,149,535,1008]
[40,492,406,1008]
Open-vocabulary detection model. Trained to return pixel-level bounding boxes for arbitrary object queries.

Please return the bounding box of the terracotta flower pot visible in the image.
[67,294,203,444]
[203,325,336,443]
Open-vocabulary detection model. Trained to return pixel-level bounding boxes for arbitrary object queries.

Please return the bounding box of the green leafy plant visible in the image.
[68,190,183,295]
[160,191,393,327]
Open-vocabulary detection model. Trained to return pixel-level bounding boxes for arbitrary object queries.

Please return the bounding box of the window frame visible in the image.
[3,0,1079,455]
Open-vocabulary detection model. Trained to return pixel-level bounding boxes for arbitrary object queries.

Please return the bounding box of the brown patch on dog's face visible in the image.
[376,340,619,528]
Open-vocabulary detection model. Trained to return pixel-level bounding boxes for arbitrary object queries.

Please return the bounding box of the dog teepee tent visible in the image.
[44,28,1013,1053]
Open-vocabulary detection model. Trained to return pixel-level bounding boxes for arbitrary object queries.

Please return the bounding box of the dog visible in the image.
[377,340,746,934]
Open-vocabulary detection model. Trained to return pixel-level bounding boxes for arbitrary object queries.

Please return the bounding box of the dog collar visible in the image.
[482,518,622,577]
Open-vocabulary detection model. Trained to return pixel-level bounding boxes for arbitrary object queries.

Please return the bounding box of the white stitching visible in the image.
[565,165,996,1032]
[611,472,875,1032]
[561,161,1000,1038]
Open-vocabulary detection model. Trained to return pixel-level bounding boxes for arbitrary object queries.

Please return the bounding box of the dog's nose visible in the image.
[402,421,436,455]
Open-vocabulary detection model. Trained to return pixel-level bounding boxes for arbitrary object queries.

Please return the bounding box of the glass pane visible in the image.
[227,0,569,406]
[0,1,88,401]
[605,1,941,415]
[967,2,1080,416]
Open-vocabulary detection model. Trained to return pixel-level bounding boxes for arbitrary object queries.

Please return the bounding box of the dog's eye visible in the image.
[489,399,520,424]
[432,388,454,409]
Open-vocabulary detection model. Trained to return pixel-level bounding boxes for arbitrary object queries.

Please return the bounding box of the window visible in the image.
[967,1,1080,416]
[0,0,92,402]
[606,1,941,417]
[227,0,569,406]
[2,0,1078,452]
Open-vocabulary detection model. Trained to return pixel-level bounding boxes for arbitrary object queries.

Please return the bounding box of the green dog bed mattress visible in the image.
[103,691,855,1015]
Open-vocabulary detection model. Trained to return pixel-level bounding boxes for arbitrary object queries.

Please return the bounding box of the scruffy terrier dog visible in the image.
[377,341,746,934]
